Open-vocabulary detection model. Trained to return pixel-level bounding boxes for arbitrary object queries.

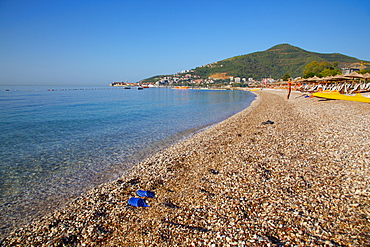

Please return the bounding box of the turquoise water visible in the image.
[0,86,254,236]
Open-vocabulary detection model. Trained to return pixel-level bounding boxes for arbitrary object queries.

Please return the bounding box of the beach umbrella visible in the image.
[320,76,334,82]
[331,74,352,81]
[307,76,321,82]
[362,73,370,83]
[344,71,365,79]
[296,78,308,83]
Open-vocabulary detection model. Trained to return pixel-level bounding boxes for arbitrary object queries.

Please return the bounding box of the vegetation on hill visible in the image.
[192,44,361,80]
[303,61,341,78]
[140,44,368,84]
[359,69,370,74]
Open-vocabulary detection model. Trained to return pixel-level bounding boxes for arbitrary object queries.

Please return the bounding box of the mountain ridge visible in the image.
[141,44,368,83]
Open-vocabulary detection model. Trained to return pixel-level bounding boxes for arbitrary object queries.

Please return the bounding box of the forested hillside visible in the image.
[141,44,366,83]
[192,44,362,80]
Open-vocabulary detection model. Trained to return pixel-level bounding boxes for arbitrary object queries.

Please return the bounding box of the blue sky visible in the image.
[1,0,369,86]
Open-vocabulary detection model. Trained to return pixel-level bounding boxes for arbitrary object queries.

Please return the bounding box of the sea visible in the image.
[0,85,255,237]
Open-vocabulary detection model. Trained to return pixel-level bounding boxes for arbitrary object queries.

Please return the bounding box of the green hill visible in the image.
[141,44,367,83]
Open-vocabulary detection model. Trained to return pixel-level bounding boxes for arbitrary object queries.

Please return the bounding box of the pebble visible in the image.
[2,90,369,246]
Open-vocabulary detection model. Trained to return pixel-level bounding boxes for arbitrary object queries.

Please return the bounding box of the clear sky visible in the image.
[1,0,369,86]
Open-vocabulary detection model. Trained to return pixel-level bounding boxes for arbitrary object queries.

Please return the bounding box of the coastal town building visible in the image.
[341,67,360,75]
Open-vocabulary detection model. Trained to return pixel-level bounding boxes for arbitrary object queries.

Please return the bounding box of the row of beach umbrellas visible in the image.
[296,71,370,83]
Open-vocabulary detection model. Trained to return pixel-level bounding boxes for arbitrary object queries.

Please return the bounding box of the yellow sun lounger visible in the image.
[312,91,370,103]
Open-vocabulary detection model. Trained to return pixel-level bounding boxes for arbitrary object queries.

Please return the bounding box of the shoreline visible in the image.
[3,90,369,246]
[0,87,253,239]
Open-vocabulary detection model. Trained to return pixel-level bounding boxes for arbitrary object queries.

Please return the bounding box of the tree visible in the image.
[304,61,321,77]
[319,68,341,77]
[303,61,340,78]
[282,73,291,81]
[232,83,246,87]
[359,68,370,74]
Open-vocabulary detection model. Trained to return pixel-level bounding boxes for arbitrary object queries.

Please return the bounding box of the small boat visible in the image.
[312,90,370,103]
[137,86,143,90]
[124,86,131,89]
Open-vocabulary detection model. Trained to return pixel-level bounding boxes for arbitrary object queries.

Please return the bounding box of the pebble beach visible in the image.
[2,89,369,246]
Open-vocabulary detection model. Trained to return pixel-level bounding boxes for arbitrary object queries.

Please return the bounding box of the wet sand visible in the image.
[2,89,370,246]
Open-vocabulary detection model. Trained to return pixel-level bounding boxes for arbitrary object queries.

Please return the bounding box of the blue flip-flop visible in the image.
[128,197,149,207]
[136,190,155,198]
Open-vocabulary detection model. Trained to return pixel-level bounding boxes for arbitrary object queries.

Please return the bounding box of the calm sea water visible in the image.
[0,85,254,236]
